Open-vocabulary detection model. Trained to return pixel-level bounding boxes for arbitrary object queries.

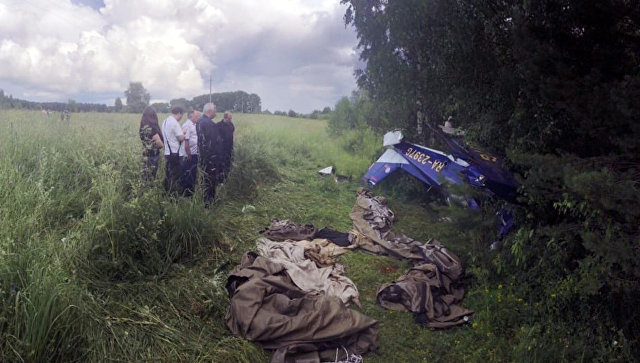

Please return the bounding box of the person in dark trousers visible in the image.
[179,109,200,196]
[217,111,235,183]
[139,106,164,184]
[162,106,185,195]
[197,102,222,207]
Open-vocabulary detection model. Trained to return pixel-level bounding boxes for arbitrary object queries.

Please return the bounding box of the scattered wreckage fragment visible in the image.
[318,165,352,183]
[362,128,518,238]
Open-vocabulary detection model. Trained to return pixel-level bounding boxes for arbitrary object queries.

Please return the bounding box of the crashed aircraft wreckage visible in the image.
[362,127,519,237]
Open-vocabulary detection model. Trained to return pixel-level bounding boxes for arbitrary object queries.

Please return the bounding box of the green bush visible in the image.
[218,133,280,200]
[489,153,640,360]
[77,180,223,281]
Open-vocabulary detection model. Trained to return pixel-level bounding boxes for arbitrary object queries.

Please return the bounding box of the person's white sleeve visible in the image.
[172,121,182,139]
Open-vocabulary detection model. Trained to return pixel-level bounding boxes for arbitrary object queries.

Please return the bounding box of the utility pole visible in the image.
[209,74,212,103]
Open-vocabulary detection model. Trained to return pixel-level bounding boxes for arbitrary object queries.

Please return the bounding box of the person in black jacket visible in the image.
[217,111,235,183]
[197,102,222,206]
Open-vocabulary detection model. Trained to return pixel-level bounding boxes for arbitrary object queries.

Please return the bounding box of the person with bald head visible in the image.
[196,102,222,207]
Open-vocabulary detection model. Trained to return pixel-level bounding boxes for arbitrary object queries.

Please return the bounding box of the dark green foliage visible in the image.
[329,91,376,135]
[169,97,191,111]
[150,102,169,113]
[329,97,355,134]
[67,99,78,112]
[114,97,123,112]
[191,91,261,113]
[125,82,151,113]
[500,153,640,346]
[343,0,640,358]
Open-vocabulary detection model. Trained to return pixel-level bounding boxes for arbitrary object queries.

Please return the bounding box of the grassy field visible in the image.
[0,110,596,362]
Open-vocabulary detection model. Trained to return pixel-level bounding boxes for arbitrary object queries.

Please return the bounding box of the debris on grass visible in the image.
[319,166,333,175]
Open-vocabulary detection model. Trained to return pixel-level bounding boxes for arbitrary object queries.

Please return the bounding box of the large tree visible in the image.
[114,97,123,112]
[342,0,640,156]
[342,0,640,358]
[124,82,150,113]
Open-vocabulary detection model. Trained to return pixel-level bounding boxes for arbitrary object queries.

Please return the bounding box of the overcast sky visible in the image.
[0,0,361,113]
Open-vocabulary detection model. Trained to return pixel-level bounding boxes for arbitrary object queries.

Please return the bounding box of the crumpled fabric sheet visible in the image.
[350,189,463,281]
[226,252,379,363]
[260,218,317,241]
[350,190,425,261]
[376,263,473,329]
[256,237,360,307]
[296,238,356,267]
[350,188,473,327]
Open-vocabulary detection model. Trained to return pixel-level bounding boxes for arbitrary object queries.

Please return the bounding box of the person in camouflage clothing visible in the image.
[139,106,164,184]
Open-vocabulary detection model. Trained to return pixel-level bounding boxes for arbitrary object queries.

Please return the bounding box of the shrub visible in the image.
[491,153,640,359]
[218,133,280,200]
[75,158,223,281]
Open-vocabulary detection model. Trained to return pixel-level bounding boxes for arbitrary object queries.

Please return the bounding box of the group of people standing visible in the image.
[139,102,235,206]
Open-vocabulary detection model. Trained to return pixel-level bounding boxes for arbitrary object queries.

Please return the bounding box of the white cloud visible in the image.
[0,0,359,112]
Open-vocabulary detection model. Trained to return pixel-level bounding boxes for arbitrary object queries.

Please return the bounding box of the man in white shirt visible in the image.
[162,106,185,194]
[179,110,200,196]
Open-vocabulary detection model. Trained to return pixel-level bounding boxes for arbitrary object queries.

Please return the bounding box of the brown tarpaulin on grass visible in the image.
[259,218,317,241]
[256,237,360,307]
[350,189,473,328]
[376,263,473,329]
[225,252,379,363]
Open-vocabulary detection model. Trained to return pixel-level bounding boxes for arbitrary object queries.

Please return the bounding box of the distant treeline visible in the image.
[0,88,262,114]
[267,107,332,119]
[0,89,110,112]
[156,91,262,114]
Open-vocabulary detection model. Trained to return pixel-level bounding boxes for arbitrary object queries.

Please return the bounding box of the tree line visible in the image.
[0,83,262,115]
[121,82,262,114]
[337,0,640,359]
[0,89,109,112]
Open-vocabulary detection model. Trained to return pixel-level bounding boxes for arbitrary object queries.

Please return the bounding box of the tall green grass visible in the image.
[3,109,620,362]
[0,110,381,361]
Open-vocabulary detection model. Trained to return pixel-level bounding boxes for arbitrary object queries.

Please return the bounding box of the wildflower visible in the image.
[551,293,557,298]
[472,322,478,329]
[498,284,503,289]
